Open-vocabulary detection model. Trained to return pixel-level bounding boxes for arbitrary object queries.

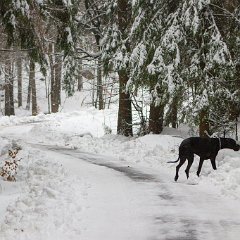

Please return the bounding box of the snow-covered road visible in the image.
[30,143,160,240]
[30,143,240,240]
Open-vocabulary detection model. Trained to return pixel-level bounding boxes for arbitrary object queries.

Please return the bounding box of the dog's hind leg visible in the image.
[210,157,217,170]
[197,158,204,177]
[185,155,194,179]
[175,157,186,181]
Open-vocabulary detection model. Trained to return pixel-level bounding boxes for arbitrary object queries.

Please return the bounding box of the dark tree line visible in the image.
[0,0,240,137]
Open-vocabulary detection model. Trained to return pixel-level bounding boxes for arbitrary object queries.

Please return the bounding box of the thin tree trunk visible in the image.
[94,61,98,108]
[30,60,37,116]
[92,78,95,107]
[49,43,59,113]
[17,57,22,107]
[5,60,15,116]
[26,80,31,110]
[108,82,114,109]
[44,76,51,113]
[77,59,83,91]
[9,69,15,115]
[26,61,31,110]
[55,52,62,108]
[4,83,10,116]
[97,59,104,110]
[5,60,11,116]
[9,63,15,115]
[49,43,55,112]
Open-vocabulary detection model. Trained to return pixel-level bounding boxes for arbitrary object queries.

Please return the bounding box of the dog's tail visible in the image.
[167,157,180,163]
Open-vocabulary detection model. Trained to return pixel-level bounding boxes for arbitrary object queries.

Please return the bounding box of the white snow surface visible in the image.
[0,107,240,239]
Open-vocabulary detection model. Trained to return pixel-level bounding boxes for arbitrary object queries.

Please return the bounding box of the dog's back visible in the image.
[179,137,219,159]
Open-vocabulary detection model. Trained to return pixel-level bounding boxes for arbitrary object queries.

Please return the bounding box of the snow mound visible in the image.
[0,147,87,240]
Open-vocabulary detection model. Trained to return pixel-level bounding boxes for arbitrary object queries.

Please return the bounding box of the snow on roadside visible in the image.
[0,140,88,240]
[201,149,240,199]
[0,108,117,138]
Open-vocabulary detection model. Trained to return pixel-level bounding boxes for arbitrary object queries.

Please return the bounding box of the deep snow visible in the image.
[0,108,240,239]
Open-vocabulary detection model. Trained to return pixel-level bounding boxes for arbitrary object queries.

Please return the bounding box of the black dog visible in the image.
[168,137,240,181]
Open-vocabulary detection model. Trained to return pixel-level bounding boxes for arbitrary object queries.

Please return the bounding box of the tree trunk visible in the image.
[5,60,11,116]
[165,89,183,128]
[117,70,133,136]
[97,59,104,110]
[77,59,83,91]
[170,96,178,128]
[165,98,178,128]
[30,60,37,116]
[49,43,55,112]
[149,100,164,134]
[26,76,31,110]
[5,60,15,116]
[49,43,60,113]
[9,63,15,116]
[199,108,210,137]
[55,52,62,108]
[17,57,22,107]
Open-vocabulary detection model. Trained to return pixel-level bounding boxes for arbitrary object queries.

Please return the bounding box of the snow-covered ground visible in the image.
[1,107,240,239]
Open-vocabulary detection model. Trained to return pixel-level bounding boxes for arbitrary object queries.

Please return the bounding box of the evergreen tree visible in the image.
[129,0,240,136]
[101,0,133,136]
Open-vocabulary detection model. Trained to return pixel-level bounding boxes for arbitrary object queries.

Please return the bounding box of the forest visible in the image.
[0,0,240,138]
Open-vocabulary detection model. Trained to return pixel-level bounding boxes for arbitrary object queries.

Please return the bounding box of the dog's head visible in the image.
[8,149,19,159]
[235,141,240,151]
[225,138,240,151]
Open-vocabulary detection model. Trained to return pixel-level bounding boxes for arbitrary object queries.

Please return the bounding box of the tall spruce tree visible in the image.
[102,0,133,136]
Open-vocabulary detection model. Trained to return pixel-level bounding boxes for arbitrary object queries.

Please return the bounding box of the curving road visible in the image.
[31,143,240,240]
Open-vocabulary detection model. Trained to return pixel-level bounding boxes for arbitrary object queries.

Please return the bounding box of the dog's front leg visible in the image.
[210,158,217,170]
[197,158,204,177]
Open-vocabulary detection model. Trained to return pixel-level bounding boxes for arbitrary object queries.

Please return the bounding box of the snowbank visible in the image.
[0,140,88,240]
